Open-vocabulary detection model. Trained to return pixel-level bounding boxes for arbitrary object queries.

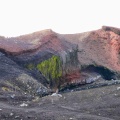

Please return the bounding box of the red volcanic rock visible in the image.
[0,29,75,56]
[0,29,55,55]
[63,26,120,75]
[63,70,85,85]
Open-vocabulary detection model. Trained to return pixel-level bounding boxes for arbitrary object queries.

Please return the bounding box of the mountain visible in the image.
[0,26,120,93]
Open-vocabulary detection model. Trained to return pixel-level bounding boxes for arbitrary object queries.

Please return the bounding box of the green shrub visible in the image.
[37,56,62,81]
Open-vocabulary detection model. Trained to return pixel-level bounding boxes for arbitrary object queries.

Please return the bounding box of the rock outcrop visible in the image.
[63,26,120,79]
[0,26,120,92]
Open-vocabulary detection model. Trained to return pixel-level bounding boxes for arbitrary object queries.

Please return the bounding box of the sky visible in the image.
[0,0,120,37]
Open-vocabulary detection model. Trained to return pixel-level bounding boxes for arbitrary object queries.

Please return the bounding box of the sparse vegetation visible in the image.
[37,55,62,87]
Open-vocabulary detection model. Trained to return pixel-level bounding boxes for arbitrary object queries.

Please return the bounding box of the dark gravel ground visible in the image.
[0,83,120,120]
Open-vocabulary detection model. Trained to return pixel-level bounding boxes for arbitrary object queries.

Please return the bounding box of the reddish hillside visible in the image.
[62,26,120,74]
[0,29,57,55]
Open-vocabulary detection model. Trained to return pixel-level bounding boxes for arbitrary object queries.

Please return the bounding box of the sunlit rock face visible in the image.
[0,26,120,92]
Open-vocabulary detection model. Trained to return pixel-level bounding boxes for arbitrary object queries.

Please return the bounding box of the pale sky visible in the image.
[0,0,120,37]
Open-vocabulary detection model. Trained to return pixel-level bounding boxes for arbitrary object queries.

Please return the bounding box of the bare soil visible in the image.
[0,84,120,120]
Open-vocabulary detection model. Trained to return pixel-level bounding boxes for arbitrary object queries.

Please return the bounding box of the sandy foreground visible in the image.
[0,84,120,120]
